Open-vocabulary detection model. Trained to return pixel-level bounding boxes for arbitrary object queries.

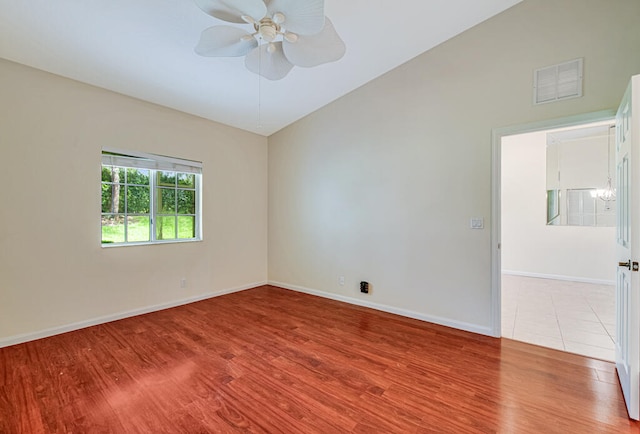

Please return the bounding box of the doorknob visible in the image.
[620,260,631,270]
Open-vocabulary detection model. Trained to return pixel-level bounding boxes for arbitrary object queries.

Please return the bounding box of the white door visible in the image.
[616,75,640,420]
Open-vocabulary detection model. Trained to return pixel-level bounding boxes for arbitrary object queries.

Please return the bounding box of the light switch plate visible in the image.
[470,217,484,229]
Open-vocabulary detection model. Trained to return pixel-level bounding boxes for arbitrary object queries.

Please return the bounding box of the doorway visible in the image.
[491,112,617,361]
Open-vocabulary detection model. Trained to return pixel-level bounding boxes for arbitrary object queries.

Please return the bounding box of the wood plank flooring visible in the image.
[1,285,639,433]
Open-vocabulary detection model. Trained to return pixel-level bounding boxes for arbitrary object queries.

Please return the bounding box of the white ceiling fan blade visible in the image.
[194,0,267,23]
[266,0,325,35]
[283,18,345,67]
[195,26,257,57]
[245,43,294,80]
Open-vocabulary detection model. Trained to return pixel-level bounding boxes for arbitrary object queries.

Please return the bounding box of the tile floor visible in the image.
[501,274,615,361]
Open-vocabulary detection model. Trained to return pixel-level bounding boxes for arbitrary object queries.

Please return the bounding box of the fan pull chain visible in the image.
[257,38,262,130]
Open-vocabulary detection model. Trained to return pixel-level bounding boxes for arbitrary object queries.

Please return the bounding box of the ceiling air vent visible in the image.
[533,58,583,105]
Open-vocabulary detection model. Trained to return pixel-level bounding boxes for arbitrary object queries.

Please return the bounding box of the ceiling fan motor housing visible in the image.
[257,18,278,42]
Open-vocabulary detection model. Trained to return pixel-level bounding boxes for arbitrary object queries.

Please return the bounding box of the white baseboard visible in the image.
[502,270,615,286]
[268,280,493,337]
[0,281,267,349]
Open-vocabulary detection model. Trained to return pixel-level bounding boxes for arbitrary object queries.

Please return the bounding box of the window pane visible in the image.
[101,184,112,213]
[178,216,195,239]
[157,171,176,187]
[127,168,150,185]
[157,188,176,213]
[117,186,125,213]
[127,186,150,213]
[177,173,195,188]
[102,166,124,183]
[101,166,111,182]
[102,184,125,213]
[156,216,176,240]
[177,189,195,214]
[102,214,125,243]
[127,216,150,242]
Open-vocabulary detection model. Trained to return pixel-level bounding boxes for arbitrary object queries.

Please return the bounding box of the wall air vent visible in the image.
[533,58,583,105]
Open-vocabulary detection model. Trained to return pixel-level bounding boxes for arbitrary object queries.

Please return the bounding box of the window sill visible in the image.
[101,238,202,248]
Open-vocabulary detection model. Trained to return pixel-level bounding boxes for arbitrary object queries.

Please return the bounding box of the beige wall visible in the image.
[0,59,268,344]
[268,0,640,333]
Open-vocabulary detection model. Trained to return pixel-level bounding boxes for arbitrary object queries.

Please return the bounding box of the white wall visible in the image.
[0,59,268,345]
[268,0,640,334]
[501,131,616,284]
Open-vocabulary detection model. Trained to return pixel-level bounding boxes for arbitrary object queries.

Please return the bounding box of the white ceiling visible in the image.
[0,0,521,136]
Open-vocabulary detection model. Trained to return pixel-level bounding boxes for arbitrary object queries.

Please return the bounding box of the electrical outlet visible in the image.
[360,281,369,294]
[180,278,187,289]
[338,276,345,286]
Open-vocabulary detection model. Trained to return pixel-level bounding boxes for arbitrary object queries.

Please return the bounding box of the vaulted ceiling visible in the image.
[0,0,522,135]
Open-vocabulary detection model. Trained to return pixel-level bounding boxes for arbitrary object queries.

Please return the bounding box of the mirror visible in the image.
[546,123,615,226]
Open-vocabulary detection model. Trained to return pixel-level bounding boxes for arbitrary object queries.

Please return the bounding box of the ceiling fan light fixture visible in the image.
[272,12,285,24]
[258,20,277,41]
[267,43,276,54]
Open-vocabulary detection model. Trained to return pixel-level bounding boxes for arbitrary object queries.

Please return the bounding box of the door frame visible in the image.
[490,109,616,337]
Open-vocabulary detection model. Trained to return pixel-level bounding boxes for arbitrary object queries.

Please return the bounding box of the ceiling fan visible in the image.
[193,0,346,80]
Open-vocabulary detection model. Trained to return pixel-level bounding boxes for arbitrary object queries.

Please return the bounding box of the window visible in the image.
[546,189,560,225]
[565,188,615,227]
[566,189,596,226]
[101,149,202,246]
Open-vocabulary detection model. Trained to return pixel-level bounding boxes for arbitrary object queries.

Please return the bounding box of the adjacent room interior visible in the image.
[501,121,617,361]
[1,0,640,431]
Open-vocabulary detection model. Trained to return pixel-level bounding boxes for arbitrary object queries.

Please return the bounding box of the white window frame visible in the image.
[101,147,202,247]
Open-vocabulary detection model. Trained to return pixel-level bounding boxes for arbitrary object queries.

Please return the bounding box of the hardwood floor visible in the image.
[1,285,639,433]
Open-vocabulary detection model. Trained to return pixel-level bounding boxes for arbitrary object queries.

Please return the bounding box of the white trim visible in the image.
[101,238,203,248]
[502,270,615,286]
[0,281,267,349]
[491,109,616,337]
[491,127,503,338]
[269,281,493,337]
